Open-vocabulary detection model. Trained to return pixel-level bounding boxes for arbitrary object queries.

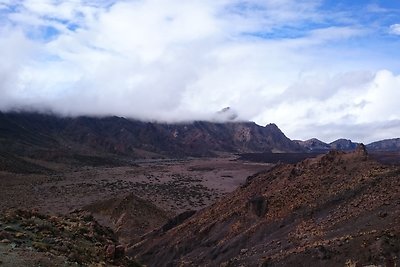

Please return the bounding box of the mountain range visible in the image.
[294,138,359,152]
[1,111,301,161]
[1,112,399,163]
[295,138,400,153]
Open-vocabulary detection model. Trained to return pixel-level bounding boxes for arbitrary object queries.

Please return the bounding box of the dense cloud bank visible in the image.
[0,0,399,143]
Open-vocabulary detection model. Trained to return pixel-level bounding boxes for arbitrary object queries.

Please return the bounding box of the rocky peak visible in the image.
[330,138,359,151]
[320,144,368,164]
[353,143,368,161]
[356,143,367,154]
[215,107,238,121]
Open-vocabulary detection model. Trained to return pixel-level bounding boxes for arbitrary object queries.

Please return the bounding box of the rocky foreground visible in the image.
[0,209,141,266]
[1,145,399,267]
[129,145,400,266]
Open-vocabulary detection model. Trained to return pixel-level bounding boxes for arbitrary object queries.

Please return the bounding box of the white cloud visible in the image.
[0,28,38,108]
[254,70,400,143]
[0,0,399,143]
[389,24,400,35]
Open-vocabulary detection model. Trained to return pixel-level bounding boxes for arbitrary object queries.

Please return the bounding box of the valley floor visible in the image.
[0,155,270,226]
[0,155,271,266]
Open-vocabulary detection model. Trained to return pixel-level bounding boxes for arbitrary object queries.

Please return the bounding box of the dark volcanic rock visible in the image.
[248,195,268,217]
[0,112,303,166]
[162,210,196,233]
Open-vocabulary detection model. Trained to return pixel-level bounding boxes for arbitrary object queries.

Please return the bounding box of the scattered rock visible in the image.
[378,212,388,218]
[0,231,12,240]
[315,245,331,260]
[248,195,268,217]
[14,232,26,238]
[0,209,140,266]
[115,245,125,258]
[32,241,50,252]
[105,244,116,259]
[3,226,16,232]
[129,148,400,267]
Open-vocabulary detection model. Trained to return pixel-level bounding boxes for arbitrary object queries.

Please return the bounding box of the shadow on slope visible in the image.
[129,145,400,267]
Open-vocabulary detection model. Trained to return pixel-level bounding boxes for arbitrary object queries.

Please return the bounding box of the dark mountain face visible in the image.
[329,138,358,151]
[367,138,400,152]
[295,138,331,152]
[129,146,400,267]
[297,138,359,152]
[0,112,303,164]
[297,137,400,154]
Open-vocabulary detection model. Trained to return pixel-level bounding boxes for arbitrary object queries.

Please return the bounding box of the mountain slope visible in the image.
[367,138,400,152]
[295,138,331,152]
[296,138,359,152]
[84,193,172,244]
[0,112,303,164]
[129,145,400,267]
[329,138,358,151]
[0,209,140,266]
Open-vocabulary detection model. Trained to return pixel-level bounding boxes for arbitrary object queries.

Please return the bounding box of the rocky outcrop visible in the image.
[0,209,141,266]
[355,143,368,158]
[129,149,400,267]
[84,193,171,244]
[248,195,268,217]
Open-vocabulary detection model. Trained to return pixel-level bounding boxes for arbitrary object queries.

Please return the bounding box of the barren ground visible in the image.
[0,156,271,216]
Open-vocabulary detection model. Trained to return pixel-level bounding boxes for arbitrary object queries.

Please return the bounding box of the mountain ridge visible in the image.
[1,111,399,170]
[128,146,400,266]
[0,111,303,163]
[297,137,400,153]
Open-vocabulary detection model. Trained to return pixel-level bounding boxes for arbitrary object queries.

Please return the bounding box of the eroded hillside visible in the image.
[129,145,400,267]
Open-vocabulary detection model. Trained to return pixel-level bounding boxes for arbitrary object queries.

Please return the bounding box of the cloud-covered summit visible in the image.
[0,0,400,143]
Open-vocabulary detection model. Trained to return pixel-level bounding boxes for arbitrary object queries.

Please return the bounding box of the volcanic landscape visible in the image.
[0,112,399,266]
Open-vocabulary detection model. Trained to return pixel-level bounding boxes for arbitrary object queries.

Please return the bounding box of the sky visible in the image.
[0,0,400,143]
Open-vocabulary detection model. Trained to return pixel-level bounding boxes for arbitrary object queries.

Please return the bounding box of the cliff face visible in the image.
[129,146,400,267]
[0,112,303,163]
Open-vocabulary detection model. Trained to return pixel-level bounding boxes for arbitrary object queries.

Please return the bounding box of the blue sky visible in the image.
[0,0,400,143]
